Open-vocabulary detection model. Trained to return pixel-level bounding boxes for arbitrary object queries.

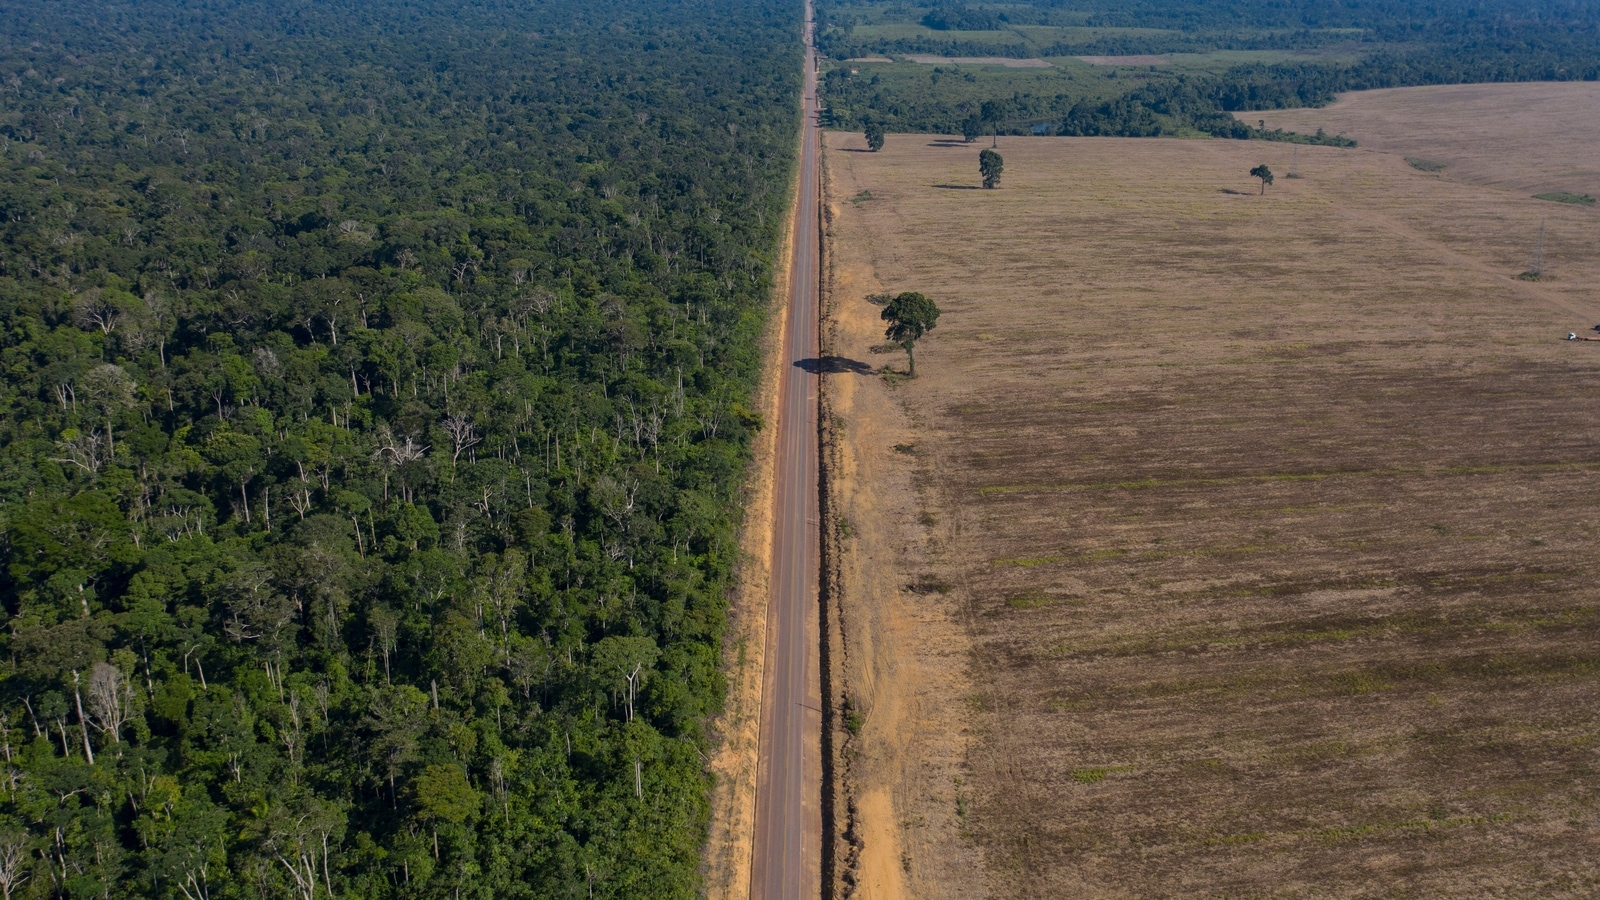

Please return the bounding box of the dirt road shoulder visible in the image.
[821,134,988,900]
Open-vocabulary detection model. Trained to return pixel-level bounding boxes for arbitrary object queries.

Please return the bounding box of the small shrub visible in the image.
[1405,157,1446,172]
[843,698,864,735]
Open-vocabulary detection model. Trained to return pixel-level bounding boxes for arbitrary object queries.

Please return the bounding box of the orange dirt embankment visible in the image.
[820,133,988,900]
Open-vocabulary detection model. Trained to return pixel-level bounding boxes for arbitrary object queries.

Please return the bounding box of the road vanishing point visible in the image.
[750,5,823,899]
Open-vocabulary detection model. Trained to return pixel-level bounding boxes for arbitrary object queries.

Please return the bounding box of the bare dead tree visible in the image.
[70,672,94,765]
[52,428,110,474]
[85,662,131,744]
[369,605,399,685]
[72,292,121,334]
[441,414,480,466]
[0,831,29,900]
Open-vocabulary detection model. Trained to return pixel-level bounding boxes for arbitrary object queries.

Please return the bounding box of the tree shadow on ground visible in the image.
[928,140,974,147]
[933,183,982,190]
[795,356,875,375]
[836,148,876,153]
[1219,188,1250,195]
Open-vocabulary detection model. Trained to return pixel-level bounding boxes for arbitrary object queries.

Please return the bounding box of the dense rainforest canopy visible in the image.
[0,0,800,896]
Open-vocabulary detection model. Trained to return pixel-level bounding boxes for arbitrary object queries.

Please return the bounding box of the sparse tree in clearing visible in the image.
[1251,163,1274,195]
[865,122,885,152]
[979,148,1004,189]
[881,292,941,376]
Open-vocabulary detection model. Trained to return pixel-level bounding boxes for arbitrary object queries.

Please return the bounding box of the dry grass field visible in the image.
[822,105,1600,898]
[1251,82,1600,199]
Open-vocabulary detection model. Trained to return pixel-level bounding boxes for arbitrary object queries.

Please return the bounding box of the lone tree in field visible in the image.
[865,122,885,152]
[881,291,941,376]
[979,148,1004,189]
[1250,163,1274,195]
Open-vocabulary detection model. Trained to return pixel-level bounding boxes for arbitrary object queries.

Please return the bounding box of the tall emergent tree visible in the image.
[865,122,886,151]
[980,149,1005,189]
[881,292,942,376]
[981,99,1007,147]
[1251,164,1275,194]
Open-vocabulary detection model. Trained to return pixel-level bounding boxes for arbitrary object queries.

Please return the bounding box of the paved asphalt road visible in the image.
[750,7,822,899]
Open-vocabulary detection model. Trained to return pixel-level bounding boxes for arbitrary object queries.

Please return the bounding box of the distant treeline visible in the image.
[823,37,1600,139]
[820,0,1600,58]
[823,29,1369,60]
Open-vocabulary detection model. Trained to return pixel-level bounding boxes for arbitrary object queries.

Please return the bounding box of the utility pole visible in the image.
[1527,218,1546,279]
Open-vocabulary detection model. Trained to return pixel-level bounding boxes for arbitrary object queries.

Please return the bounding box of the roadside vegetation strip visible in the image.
[976,460,1600,497]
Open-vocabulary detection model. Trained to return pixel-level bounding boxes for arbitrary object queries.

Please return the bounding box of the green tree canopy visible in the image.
[880,292,942,377]
[1251,163,1276,194]
[980,148,1005,189]
[865,122,886,151]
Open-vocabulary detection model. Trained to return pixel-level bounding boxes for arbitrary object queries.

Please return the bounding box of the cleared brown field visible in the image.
[1249,82,1600,199]
[822,124,1600,899]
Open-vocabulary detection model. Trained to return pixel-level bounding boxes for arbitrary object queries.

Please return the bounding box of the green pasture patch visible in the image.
[1534,191,1596,206]
[1071,765,1135,784]
[853,24,1028,46]
[1006,591,1054,608]
[1331,670,1394,695]
[1406,157,1447,172]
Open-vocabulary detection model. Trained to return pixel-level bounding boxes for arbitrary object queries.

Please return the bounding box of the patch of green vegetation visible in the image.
[1406,157,1447,172]
[1534,191,1597,205]
[1072,765,1135,784]
[850,189,875,203]
[1332,671,1394,695]
[1006,591,1055,608]
[843,698,865,735]
[907,576,953,594]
